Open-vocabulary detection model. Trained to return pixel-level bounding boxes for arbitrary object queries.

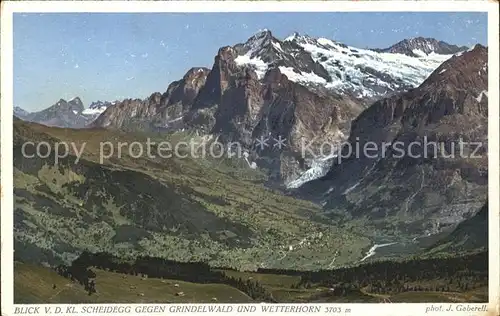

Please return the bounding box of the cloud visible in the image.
[74,63,79,69]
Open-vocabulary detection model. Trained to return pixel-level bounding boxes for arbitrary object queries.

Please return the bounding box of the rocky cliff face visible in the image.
[298,45,488,236]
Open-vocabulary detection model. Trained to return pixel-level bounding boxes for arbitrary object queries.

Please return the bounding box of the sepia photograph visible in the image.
[1,1,499,314]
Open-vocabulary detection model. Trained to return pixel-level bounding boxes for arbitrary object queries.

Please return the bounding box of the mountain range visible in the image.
[15,33,469,186]
[374,36,469,57]
[14,98,115,128]
[13,31,487,276]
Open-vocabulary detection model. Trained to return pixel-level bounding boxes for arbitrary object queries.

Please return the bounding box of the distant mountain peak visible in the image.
[256,28,272,36]
[247,29,274,43]
[15,96,115,128]
[298,43,488,234]
[235,29,283,61]
[376,37,469,57]
[183,67,211,80]
[14,106,30,119]
[83,100,118,118]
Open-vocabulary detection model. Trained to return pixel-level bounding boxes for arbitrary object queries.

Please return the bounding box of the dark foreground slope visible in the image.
[15,250,487,303]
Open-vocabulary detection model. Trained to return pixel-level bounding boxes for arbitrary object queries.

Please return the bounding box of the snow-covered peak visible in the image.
[467,44,480,52]
[14,106,30,118]
[234,30,332,82]
[286,35,454,98]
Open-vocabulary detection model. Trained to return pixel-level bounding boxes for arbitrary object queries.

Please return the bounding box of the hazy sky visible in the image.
[14,12,487,111]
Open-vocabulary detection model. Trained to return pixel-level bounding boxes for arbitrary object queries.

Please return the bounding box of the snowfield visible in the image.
[292,36,454,98]
[234,32,456,100]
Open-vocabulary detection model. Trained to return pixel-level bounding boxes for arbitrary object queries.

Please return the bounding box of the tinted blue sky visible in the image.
[14,12,487,111]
